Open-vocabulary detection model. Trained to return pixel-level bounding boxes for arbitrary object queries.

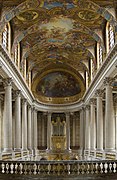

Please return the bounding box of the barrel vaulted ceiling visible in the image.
[0,0,116,104]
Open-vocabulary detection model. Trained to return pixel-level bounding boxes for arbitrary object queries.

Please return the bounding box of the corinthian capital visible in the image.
[95,89,103,97]
[22,98,27,105]
[90,98,96,105]
[15,90,21,97]
[85,105,90,110]
[104,77,113,86]
[3,78,13,87]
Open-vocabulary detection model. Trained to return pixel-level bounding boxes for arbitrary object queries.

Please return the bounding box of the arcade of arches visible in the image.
[0,0,116,163]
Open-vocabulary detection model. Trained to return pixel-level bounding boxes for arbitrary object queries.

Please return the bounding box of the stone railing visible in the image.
[0,160,117,176]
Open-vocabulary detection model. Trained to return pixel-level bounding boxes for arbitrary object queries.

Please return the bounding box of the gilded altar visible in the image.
[51,136,66,151]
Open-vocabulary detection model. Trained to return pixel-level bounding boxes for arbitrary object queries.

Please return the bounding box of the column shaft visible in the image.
[104,78,115,150]
[96,90,103,150]
[33,109,37,150]
[0,100,2,152]
[115,100,117,149]
[42,117,45,147]
[90,99,96,150]
[72,116,76,147]
[80,108,84,150]
[3,78,12,152]
[28,105,32,150]
[15,90,21,151]
[66,113,70,150]
[22,99,27,151]
[85,105,90,150]
[47,113,51,150]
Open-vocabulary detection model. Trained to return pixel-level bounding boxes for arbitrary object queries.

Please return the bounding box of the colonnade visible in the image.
[0,78,38,153]
[80,77,117,152]
[1,76,116,155]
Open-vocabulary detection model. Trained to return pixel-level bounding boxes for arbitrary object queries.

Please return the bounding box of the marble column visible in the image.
[80,108,84,151]
[47,112,51,150]
[27,105,32,150]
[0,100,2,152]
[115,98,117,150]
[95,89,103,150]
[72,114,76,147]
[31,108,34,149]
[33,109,37,150]
[14,90,21,151]
[90,98,96,150]
[85,105,90,150]
[3,78,13,152]
[42,115,45,147]
[22,99,27,151]
[104,77,115,150]
[66,112,70,150]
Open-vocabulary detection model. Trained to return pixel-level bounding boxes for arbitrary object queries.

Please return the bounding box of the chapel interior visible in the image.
[0,0,117,179]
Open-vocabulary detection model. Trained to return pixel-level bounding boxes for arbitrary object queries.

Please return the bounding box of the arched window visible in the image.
[85,71,89,90]
[28,70,32,89]
[109,24,115,49]
[2,24,8,49]
[97,43,103,68]
[90,58,96,79]
[14,43,20,69]
[106,22,115,53]
[2,22,11,54]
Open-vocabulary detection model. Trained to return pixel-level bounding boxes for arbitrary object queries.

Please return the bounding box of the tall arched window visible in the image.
[106,22,115,53]
[109,24,115,49]
[91,59,96,79]
[97,43,103,68]
[14,43,20,69]
[85,71,89,90]
[2,24,8,49]
[28,70,32,89]
[2,22,11,54]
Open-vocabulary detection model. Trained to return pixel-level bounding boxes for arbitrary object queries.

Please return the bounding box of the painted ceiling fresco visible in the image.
[0,0,116,104]
[36,71,81,97]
